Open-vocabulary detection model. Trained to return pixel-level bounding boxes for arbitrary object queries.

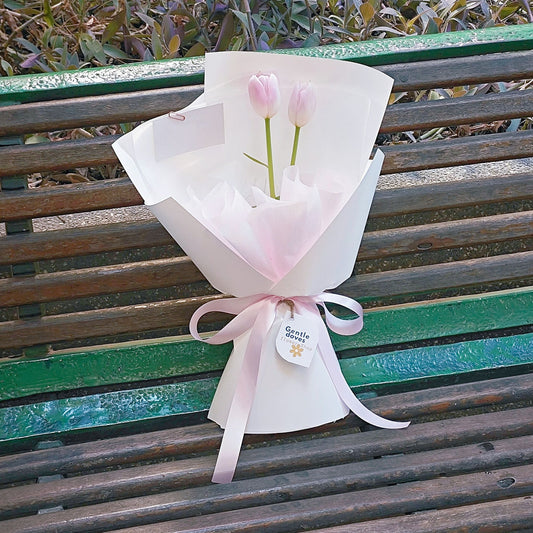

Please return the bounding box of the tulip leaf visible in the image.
[243,153,268,168]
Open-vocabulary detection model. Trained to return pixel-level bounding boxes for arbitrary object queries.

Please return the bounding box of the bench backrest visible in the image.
[0,26,532,395]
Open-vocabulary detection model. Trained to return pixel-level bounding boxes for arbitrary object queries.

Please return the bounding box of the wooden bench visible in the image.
[1,24,532,531]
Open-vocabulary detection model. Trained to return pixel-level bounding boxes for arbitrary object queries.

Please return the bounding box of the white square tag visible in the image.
[276,314,319,368]
[153,103,225,161]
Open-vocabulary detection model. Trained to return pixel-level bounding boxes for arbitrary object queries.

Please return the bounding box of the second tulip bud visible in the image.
[288,82,317,128]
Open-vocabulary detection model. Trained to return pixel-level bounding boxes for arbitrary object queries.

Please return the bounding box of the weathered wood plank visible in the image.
[0,252,531,349]
[360,210,532,260]
[1,82,531,137]
[2,433,532,528]
[0,86,203,136]
[0,135,120,178]
[381,89,533,133]
[2,172,531,224]
[379,49,533,92]
[1,288,530,401]
[0,294,223,350]
[97,463,533,532]
[0,178,143,222]
[1,209,531,267]
[0,257,203,306]
[1,125,532,179]
[339,250,533,299]
[380,130,533,174]
[0,221,172,264]
[369,172,533,218]
[311,497,533,533]
[1,211,530,304]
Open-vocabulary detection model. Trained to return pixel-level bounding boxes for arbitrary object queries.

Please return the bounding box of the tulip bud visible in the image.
[248,73,281,119]
[288,82,316,128]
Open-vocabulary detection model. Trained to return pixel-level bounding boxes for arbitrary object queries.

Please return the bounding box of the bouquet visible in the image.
[113,51,409,484]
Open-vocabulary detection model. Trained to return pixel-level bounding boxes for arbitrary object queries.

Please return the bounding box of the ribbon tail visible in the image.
[211,301,276,483]
[316,319,410,430]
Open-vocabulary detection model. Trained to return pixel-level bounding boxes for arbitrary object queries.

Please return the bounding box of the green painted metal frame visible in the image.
[1,287,531,402]
[0,332,531,452]
[0,24,531,104]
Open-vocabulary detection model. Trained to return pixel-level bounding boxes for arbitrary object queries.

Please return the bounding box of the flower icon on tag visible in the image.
[290,344,304,358]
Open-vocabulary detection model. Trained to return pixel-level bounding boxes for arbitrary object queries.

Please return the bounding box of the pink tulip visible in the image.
[288,82,316,127]
[248,73,281,119]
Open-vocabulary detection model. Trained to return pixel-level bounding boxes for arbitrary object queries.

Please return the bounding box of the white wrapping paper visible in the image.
[113,51,408,483]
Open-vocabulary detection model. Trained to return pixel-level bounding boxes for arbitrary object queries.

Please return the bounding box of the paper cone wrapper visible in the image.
[112,51,394,435]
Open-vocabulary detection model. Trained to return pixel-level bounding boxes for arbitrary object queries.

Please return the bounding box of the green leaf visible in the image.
[291,13,311,31]
[185,42,206,57]
[43,0,55,27]
[426,17,439,34]
[360,2,376,24]
[5,0,25,8]
[243,153,268,167]
[103,44,131,60]
[214,12,234,52]
[16,38,41,55]
[102,9,126,44]
[231,10,250,30]
[0,59,14,76]
[167,34,181,57]
[80,35,107,64]
[25,135,50,144]
[151,29,164,60]
[302,33,321,47]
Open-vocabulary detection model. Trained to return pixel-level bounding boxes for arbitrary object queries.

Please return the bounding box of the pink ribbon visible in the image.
[190,293,409,483]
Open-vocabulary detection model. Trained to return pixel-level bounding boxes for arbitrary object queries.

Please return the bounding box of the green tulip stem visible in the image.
[290,125,301,166]
[265,117,276,198]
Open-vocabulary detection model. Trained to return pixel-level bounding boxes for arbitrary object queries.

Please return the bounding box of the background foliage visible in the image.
[1,0,532,76]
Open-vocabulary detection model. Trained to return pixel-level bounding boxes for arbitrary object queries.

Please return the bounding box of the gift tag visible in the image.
[154,103,225,161]
[276,314,319,368]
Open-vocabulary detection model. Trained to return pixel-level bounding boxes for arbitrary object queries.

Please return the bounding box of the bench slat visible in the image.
[379,49,533,92]
[2,172,532,223]
[1,361,531,454]
[1,71,531,137]
[382,130,533,173]
[370,172,533,218]
[0,178,143,221]
[340,250,532,298]
[1,209,530,274]
[1,129,532,179]
[2,432,531,528]
[0,252,531,349]
[311,497,533,533]
[94,463,533,532]
[381,89,533,133]
[0,86,203,136]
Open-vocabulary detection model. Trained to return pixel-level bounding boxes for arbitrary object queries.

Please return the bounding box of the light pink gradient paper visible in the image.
[112,51,409,484]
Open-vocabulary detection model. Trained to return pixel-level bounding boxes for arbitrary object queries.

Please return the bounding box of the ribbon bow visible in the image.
[190,292,409,483]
